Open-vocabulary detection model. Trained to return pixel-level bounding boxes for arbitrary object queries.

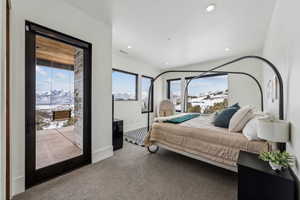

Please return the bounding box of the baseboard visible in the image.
[124,123,144,133]
[92,145,113,164]
[12,175,25,197]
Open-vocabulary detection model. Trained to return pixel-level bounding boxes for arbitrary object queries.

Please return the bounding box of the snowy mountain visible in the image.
[36,89,74,105]
[113,93,135,100]
[188,89,228,111]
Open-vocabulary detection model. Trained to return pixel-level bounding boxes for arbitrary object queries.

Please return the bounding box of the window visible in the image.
[141,75,154,113]
[186,74,228,114]
[112,69,138,101]
[167,79,182,112]
[36,65,74,107]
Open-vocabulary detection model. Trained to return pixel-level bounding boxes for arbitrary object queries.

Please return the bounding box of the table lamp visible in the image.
[257,118,290,148]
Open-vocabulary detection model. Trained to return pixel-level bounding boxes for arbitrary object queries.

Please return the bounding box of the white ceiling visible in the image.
[62,0,112,26]
[63,0,276,69]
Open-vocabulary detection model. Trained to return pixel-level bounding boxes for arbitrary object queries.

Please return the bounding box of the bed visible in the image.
[144,114,271,172]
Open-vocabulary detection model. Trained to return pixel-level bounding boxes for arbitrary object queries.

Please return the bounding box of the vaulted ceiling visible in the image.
[63,0,276,68]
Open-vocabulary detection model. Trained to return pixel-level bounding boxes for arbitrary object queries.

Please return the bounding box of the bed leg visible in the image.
[147,145,159,153]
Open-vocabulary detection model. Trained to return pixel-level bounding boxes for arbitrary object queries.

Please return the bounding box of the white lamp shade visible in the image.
[257,119,290,142]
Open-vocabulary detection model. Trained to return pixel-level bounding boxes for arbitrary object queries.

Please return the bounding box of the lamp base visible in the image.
[278,143,286,152]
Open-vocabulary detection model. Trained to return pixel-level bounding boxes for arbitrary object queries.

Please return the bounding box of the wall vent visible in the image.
[120,50,128,54]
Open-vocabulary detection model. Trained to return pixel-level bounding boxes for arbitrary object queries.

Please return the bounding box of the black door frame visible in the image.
[25,21,92,188]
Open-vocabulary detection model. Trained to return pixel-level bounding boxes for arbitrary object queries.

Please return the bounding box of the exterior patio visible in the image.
[36,126,82,169]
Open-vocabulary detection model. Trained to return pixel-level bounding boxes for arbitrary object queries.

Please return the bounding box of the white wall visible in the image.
[10,0,112,196]
[112,51,162,132]
[162,53,264,111]
[0,0,6,199]
[263,0,300,180]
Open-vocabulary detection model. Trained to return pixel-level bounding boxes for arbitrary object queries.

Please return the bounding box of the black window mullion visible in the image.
[141,75,154,113]
[166,78,181,112]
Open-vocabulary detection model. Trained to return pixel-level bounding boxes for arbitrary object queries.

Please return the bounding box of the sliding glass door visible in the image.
[25,21,92,188]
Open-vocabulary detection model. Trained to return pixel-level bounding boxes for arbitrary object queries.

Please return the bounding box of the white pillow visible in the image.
[242,118,260,140]
[229,106,254,132]
[242,114,271,140]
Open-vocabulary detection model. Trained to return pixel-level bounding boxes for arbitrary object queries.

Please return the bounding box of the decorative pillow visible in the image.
[212,111,219,123]
[229,106,254,132]
[230,103,240,109]
[242,118,260,140]
[242,114,270,140]
[213,107,240,128]
[212,103,240,123]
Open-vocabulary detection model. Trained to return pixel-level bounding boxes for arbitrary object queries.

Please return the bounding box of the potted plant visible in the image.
[259,151,294,171]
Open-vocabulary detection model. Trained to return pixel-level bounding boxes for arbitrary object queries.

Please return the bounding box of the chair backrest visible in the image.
[52,110,72,121]
[159,100,175,117]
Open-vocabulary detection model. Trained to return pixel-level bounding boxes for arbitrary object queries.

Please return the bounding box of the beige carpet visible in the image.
[14,143,237,200]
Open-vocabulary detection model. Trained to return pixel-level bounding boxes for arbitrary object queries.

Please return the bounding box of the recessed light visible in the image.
[127,45,132,49]
[225,48,230,52]
[206,4,216,12]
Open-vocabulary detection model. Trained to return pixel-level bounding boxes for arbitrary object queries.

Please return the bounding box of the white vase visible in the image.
[269,161,282,171]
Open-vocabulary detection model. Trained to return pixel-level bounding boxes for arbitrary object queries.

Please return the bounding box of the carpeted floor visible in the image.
[13,143,237,200]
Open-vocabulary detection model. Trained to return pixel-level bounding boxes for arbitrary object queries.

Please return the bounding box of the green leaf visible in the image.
[259,151,294,168]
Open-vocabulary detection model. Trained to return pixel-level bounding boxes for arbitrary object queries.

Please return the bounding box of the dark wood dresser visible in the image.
[237,151,296,200]
[113,119,123,151]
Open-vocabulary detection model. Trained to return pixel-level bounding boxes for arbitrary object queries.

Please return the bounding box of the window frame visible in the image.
[141,75,154,113]
[25,20,92,188]
[184,73,228,81]
[112,68,138,101]
[167,78,182,112]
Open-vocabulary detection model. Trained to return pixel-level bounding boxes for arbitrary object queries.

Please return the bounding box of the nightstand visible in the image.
[113,119,123,151]
[237,151,296,200]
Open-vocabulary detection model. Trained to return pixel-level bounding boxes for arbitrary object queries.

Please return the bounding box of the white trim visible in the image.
[0,0,6,199]
[154,142,237,172]
[92,145,113,163]
[12,176,24,197]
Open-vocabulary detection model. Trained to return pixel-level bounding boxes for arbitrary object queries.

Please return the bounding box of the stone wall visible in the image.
[74,48,84,149]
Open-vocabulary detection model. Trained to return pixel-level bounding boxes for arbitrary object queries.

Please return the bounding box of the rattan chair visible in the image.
[158,100,175,117]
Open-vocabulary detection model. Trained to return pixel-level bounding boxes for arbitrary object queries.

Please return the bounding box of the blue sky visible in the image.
[188,75,228,96]
[170,80,181,96]
[112,71,136,95]
[36,65,74,93]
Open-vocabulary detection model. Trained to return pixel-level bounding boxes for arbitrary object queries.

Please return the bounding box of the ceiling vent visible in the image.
[120,50,128,54]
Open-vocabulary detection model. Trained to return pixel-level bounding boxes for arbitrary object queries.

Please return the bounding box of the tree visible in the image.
[188,105,201,113]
